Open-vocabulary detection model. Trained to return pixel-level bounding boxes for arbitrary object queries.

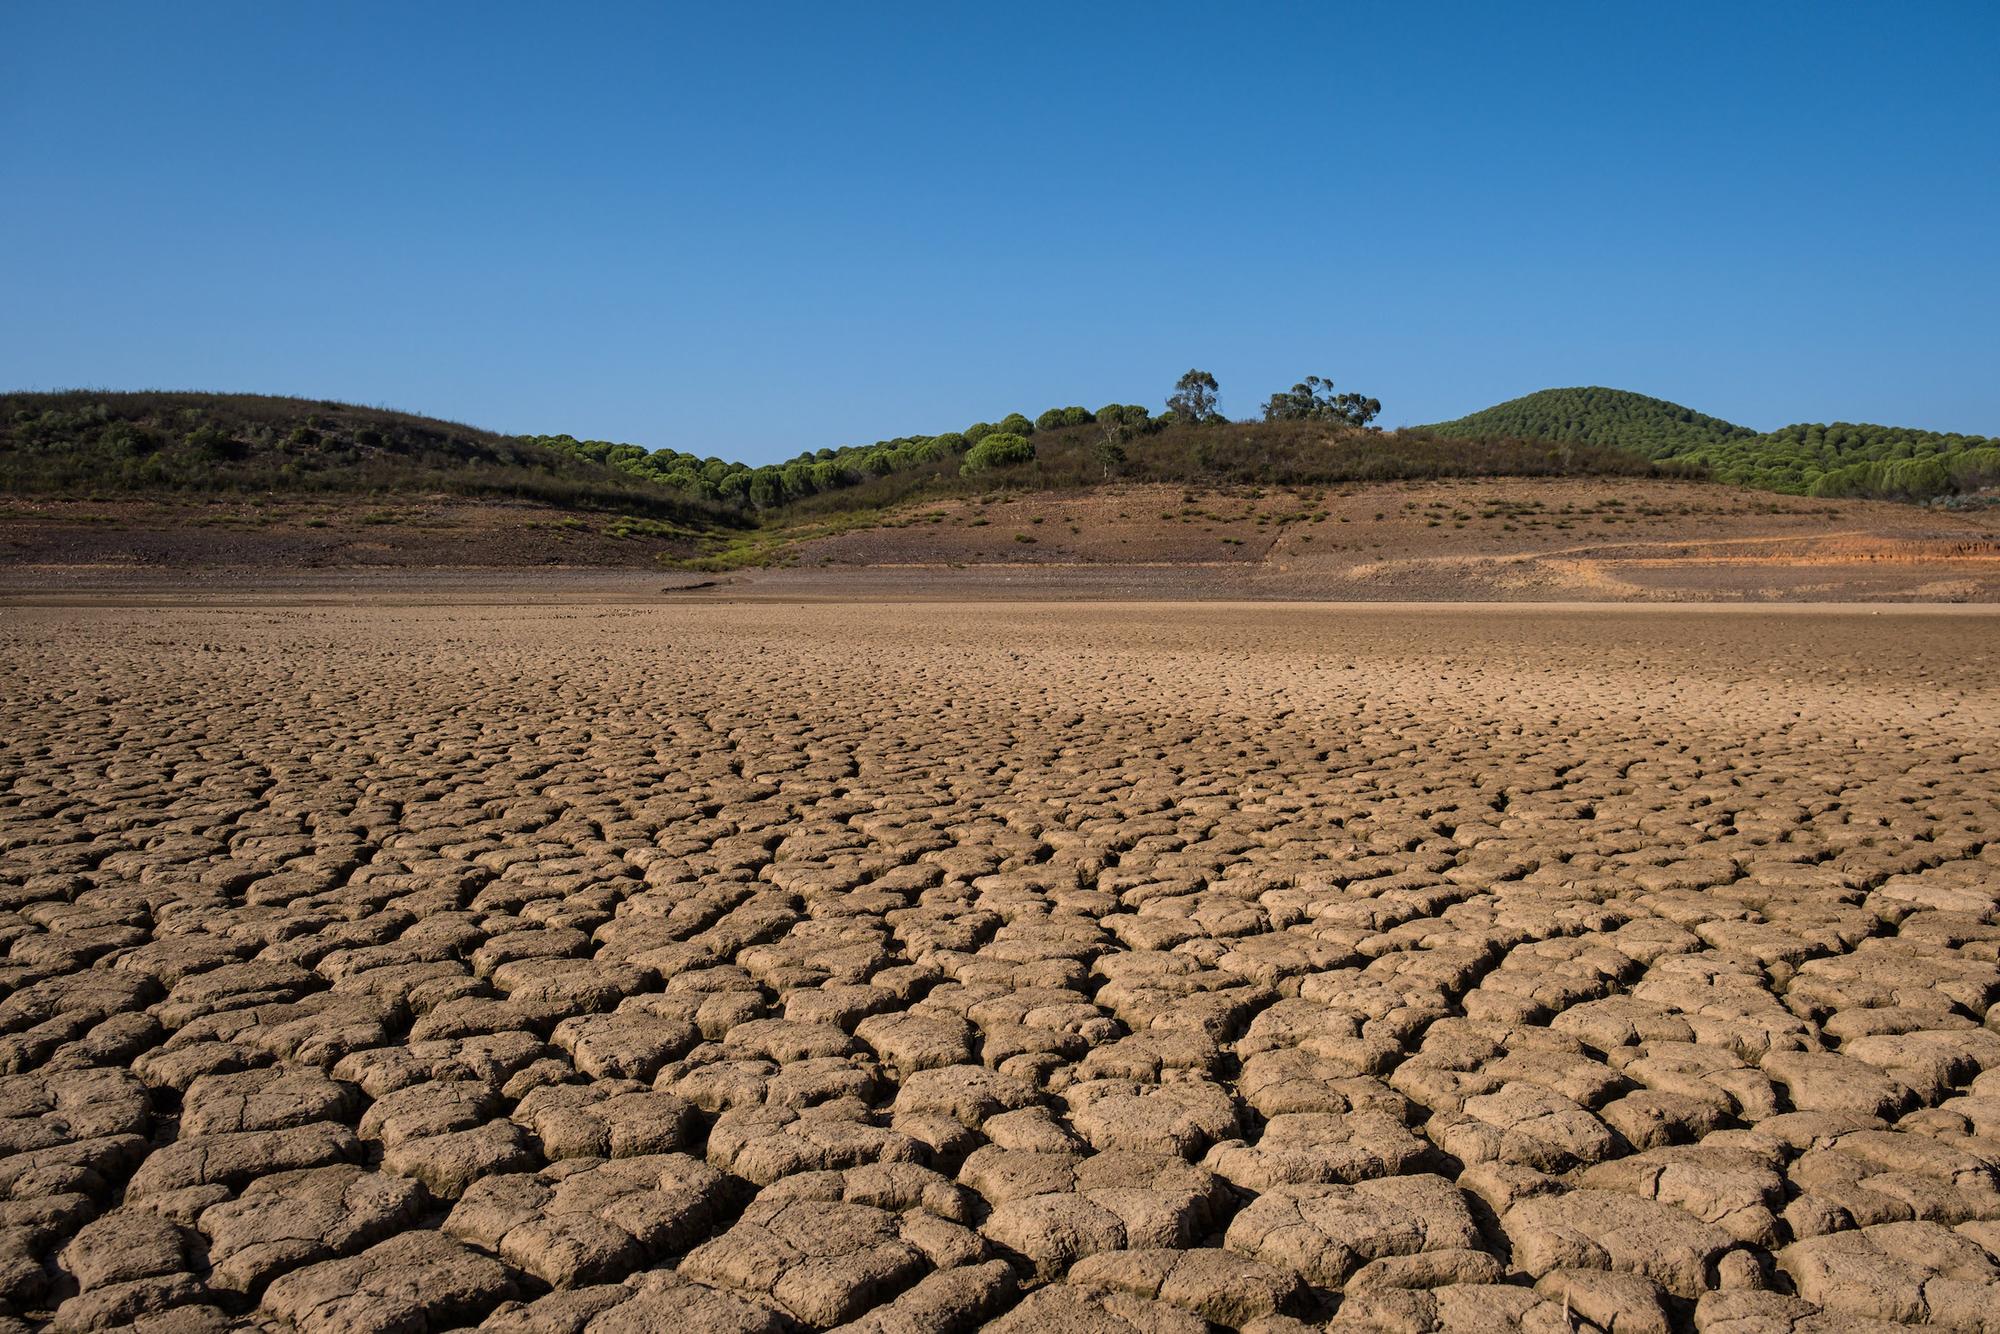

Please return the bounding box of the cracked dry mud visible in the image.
[2,600,1998,1333]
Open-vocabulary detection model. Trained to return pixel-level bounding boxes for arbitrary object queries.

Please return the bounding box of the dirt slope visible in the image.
[772,479,2000,601]
[5,478,1998,601]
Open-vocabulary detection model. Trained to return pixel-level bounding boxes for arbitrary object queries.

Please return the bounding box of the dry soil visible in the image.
[1,599,1998,1332]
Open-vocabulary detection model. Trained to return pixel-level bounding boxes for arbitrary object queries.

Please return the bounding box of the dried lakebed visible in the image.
[2,600,1998,1332]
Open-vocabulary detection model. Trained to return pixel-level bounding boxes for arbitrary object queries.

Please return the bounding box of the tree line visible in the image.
[534,367,1385,511]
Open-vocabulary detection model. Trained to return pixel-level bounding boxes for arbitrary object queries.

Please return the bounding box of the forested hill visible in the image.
[0,390,729,521]
[1421,387,1999,501]
[8,385,1994,516]
[3,390,1674,521]
[1420,387,1755,459]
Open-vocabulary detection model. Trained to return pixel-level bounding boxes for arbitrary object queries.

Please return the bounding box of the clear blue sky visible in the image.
[5,2,1996,463]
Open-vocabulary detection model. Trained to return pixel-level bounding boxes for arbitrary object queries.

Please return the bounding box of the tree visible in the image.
[1094,437,1127,475]
[1262,375,1381,428]
[1097,404,1155,441]
[960,432,1035,474]
[1035,406,1094,430]
[1167,369,1220,424]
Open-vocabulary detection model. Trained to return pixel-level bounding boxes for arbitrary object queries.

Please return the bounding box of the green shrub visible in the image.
[781,461,816,498]
[607,516,684,539]
[960,432,1035,474]
[1032,406,1094,430]
[183,423,236,458]
[1112,404,1153,429]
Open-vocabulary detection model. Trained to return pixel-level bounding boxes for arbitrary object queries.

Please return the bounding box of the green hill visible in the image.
[14,385,1990,525]
[1418,387,1755,459]
[3,391,1676,534]
[0,390,729,523]
[530,411,1673,518]
[1421,387,1999,501]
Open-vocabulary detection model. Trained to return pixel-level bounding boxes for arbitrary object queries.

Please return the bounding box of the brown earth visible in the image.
[0,496,711,588]
[6,479,2000,603]
[2,597,1998,1331]
[777,480,2000,603]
